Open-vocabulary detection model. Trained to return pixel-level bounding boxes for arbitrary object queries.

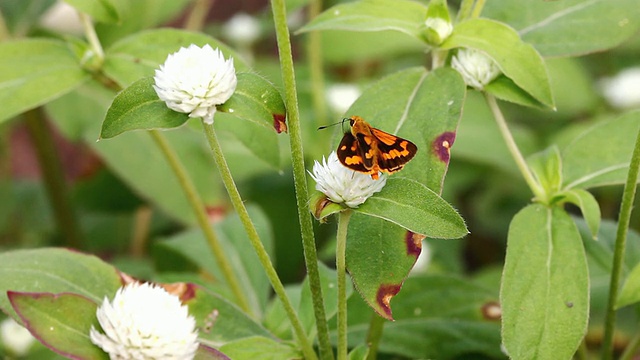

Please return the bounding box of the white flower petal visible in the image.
[154,44,237,124]
[0,318,36,356]
[451,48,501,90]
[90,283,199,360]
[599,67,640,109]
[310,151,386,208]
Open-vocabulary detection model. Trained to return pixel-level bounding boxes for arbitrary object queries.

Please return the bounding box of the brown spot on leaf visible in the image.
[273,113,287,133]
[481,301,502,321]
[405,231,424,258]
[432,131,456,163]
[377,284,401,320]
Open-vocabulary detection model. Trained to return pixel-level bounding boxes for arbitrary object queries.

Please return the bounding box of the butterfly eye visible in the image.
[349,118,355,126]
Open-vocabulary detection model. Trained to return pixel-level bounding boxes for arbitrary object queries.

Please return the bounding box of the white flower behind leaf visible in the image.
[599,67,640,109]
[154,44,237,124]
[90,283,199,360]
[310,151,387,209]
[0,318,36,356]
[451,48,501,90]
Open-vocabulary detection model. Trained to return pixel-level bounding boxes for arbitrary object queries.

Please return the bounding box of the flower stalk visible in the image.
[336,209,353,360]
[201,122,318,360]
[270,0,333,359]
[602,128,640,360]
[484,94,545,200]
[79,12,104,66]
[148,130,252,314]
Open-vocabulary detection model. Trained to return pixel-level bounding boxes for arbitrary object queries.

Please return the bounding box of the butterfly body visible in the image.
[336,116,417,179]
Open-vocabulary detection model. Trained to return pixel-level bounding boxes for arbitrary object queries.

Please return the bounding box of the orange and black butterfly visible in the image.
[335,116,418,180]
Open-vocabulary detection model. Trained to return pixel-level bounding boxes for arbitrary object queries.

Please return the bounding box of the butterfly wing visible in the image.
[371,128,418,173]
[337,132,370,172]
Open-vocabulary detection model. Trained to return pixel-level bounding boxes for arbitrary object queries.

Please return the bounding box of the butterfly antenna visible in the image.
[317,117,350,130]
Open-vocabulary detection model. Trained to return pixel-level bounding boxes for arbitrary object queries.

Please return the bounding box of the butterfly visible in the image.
[335,116,418,180]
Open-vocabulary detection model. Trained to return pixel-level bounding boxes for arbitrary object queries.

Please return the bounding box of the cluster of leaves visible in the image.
[0,0,640,359]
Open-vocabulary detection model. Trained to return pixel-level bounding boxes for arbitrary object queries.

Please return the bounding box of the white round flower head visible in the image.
[451,48,501,90]
[90,283,199,360]
[310,151,387,208]
[0,318,36,356]
[326,84,361,115]
[599,67,640,109]
[154,44,237,124]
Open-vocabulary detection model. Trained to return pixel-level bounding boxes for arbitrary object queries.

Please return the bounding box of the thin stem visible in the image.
[24,108,84,248]
[620,332,640,360]
[201,122,318,360]
[484,94,545,200]
[307,0,328,126]
[148,130,252,315]
[269,0,334,359]
[184,0,214,31]
[0,8,9,41]
[79,12,104,65]
[602,128,640,360]
[130,206,152,257]
[456,0,475,22]
[470,0,486,18]
[431,49,448,70]
[365,313,385,360]
[336,209,352,360]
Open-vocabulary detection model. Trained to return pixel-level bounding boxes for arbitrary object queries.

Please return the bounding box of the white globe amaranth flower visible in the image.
[153,44,237,124]
[451,48,501,90]
[599,67,640,109]
[0,318,36,356]
[90,282,199,360]
[326,84,361,115]
[310,151,387,208]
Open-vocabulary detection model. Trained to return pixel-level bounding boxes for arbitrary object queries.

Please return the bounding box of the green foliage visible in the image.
[501,205,589,360]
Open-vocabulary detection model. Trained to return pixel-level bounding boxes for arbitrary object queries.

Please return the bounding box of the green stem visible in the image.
[270,1,334,359]
[456,0,475,22]
[184,0,214,31]
[148,130,252,315]
[307,0,328,126]
[336,209,352,360]
[0,8,9,41]
[620,332,640,360]
[484,94,545,200]
[201,122,318,360]
[365,313,385,360]
[79,12,104,66]
[602,128,640,360]
[24,108,83,248]
[470,0,486,18]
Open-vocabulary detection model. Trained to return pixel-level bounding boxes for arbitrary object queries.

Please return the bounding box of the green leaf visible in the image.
[0,39,89,123]
[298,0,428,40]
[345,213,417,320]
[0,0,55,35]
[0,248,121,321]
[484,75,544,108]
[482,0,640,57]
[617,263,640,309]
[100,77,189,139]
[561,110,640,189]
[95,0,194,47]
[348,345,369,360]
[356,177,468,238]
[219,336,301,360]
[528,146,563,201]
[195,345,231,360]
[103,28,247,87]
[345,275,502,359]
[215,73,286,168]
[64,0,123,23]
[157,205,274,316]
[184,286,275,345]
[321,30,424,64]
[501,205,589,360]
[9,292,106,360]
[344,66,466,190]
[559,189,601,240]
[441,18,554,108]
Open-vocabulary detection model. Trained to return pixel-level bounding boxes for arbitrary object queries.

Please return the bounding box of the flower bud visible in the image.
[451,48,501,90]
